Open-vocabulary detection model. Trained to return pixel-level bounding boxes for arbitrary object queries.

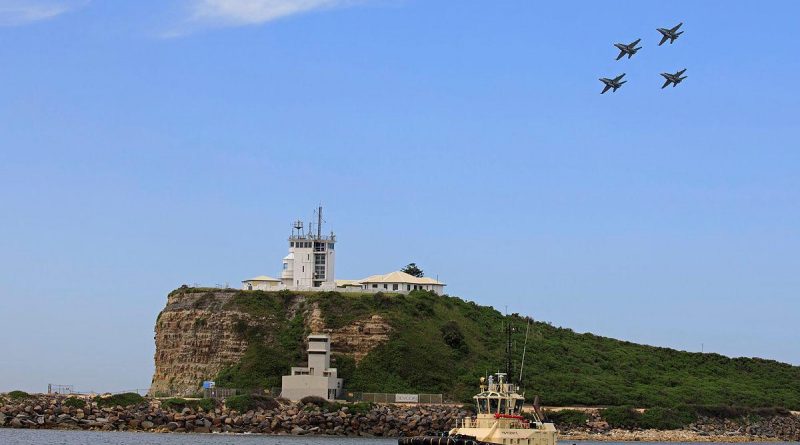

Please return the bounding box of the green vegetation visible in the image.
[95,392,144,408]
[198,288,800,409]
[162,397,215,412]
[401,263,424,277]
[544,409,589,427]
[63,397,86,409]
[8,390,30,400]
[598,405,791,430]
[224,394,278,412]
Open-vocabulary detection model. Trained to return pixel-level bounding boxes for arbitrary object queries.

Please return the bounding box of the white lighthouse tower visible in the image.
[281,206,336,290]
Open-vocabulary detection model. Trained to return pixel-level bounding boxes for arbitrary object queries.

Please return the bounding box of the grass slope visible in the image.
[208,289,800,408]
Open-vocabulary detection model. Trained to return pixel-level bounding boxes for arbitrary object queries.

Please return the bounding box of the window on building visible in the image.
[383,284,388,289]
[283,263,288,270]
[290,242,294,247]
[329,243,334,250]
[393,284,398,291]
[372,284,378,289]
[407,285,411,291]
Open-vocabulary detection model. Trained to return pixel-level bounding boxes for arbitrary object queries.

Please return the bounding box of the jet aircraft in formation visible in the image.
[614,38,642,60]
[657,22,683,46]
[599,73,627,94]
[600,22,686,93]
[660,69,687,88]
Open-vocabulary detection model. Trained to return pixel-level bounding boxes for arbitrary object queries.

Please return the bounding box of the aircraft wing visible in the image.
[671,22,683,32]
[616,51,625,60]
[614,73,626,81]
[661,79,671,89]
[601,84,612,94]
[659,35,669,46]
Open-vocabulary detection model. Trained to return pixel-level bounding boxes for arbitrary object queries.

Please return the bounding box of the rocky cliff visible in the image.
[150,288,391,396]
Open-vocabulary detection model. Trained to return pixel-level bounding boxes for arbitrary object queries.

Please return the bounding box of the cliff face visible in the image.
[150,289,391,396]
[150,291,250,396]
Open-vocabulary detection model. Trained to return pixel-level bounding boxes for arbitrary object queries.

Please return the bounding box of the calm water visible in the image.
[0,431,797,445]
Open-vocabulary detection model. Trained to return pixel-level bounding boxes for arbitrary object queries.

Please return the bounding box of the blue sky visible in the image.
[1,0,798,393]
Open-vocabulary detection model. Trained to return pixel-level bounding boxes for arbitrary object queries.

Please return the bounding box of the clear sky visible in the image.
[1,0,798,393]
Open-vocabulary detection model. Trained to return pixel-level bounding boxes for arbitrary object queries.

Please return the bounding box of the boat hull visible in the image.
[399,436,488,445]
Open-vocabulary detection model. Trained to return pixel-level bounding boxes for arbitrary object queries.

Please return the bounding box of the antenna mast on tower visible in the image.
[317,205,323,239]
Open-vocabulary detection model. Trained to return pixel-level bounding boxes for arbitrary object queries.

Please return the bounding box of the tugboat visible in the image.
[401,316,558,445]
[399,372,557,445]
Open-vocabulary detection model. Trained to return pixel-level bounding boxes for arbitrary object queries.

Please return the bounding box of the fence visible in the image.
[203,387,240,399]
[343,392,443,404]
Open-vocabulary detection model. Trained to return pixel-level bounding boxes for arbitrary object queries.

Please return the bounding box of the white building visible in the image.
[242,207,447,294]
[355,270,446,295]
[280,220,336,291]
[242,275,281,291]
[281,334,343,401]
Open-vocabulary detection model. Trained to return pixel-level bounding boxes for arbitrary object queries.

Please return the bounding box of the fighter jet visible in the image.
[614,38,642,60]
[599,73,626,94]
[657,22,683,45]
[660,69,687,89]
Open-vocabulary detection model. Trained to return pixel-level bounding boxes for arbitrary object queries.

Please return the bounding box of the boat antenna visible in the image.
[505,318,513,380]
[519,318,531,383]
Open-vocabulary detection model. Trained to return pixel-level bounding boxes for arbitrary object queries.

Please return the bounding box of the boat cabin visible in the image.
[474,373,525,416]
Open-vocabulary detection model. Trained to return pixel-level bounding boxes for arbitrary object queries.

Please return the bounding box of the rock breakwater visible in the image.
[0,393,463,436]
[2,393,799,441]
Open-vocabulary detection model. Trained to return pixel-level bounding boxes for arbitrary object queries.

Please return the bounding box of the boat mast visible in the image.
[519,319,531,383]
[505,320,512,381]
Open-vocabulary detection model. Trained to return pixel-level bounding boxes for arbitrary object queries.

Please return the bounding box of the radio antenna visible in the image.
[519,318,531,383]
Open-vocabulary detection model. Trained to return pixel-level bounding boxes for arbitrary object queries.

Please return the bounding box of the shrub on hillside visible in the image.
[95,392,144,408]
[441,320,469,354]
[300,395,328,406]
[225,394,277,412]
[601,406,641,428]
[638,407,695,430]
[162,397,216,412]
[63,397,86,409]
[690,404,790,419]
[348,402,373,415]
[546,409,589,427]
[8,390,30,400]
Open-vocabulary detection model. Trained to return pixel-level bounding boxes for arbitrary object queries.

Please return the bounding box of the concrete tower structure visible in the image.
[280,206,336,290]
[281,334,343,401]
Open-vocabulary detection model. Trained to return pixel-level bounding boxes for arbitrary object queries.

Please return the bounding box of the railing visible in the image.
[203,387,240,399]
[343,392,443,404]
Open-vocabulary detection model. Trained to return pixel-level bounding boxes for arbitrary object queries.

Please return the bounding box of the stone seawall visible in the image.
[2,394,800,442]
[1,394,463,436]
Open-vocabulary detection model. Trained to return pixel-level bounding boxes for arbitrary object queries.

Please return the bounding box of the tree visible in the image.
[401,263,424,277]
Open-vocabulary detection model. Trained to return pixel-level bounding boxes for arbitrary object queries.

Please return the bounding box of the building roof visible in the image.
[242,275,281,282]
[358,271,445,286]
[335,280,362,287]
